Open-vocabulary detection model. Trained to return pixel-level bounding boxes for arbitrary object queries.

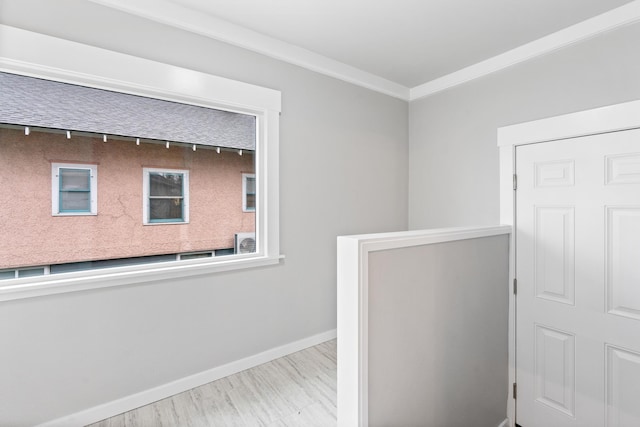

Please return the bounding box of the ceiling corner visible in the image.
[409,0,640,102]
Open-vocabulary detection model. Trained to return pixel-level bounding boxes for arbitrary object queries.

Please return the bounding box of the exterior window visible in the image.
[52,163,97,215]
[0,36,279,298]
[143,168,189,224]
[178,251,214,260]
[0,267,48,280]
[243,173,256,212]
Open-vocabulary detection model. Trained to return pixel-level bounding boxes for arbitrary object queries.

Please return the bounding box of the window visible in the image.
[52,163,97,215]
[143,168,189,224]
[0,27,281,300]
[178,251,213,260]
[243,173,256,212]
[0,266,48,280]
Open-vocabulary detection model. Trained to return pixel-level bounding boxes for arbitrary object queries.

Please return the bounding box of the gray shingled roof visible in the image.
[0,72,256,150]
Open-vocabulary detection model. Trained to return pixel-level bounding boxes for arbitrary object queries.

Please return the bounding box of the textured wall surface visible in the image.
[0,128,254,269]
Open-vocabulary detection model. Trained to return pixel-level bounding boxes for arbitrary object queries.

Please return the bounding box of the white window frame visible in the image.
[0,25,281,301]
[142,168,190,225]
[242,173,256,212]
[0,266,50,280]
[51,163,98,216]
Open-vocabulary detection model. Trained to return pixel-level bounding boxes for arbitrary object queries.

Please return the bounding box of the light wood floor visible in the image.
[88,340,337,427]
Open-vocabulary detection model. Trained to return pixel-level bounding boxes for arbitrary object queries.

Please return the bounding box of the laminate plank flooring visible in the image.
[88,339,336,427]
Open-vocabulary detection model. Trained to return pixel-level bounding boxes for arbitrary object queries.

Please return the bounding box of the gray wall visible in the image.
[409,22,640,229]
[368,235,510,427]
[0,1,408,425]
[4,1,638,425]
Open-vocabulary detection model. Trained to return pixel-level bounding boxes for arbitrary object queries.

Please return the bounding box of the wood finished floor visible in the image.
[88,340,337,427]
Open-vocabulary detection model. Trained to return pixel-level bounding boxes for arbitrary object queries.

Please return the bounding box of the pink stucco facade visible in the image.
[0,128,255,269]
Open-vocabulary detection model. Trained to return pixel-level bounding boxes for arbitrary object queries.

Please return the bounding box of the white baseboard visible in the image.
[37,329,337,427]
[498,418,511,427]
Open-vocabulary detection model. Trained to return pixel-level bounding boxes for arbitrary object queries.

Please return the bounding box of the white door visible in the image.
[516,128,640,427]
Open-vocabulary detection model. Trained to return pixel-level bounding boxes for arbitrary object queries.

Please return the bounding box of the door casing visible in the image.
[498,99,640,425]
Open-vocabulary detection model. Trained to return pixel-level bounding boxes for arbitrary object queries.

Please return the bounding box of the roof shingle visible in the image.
[0,72,256,150]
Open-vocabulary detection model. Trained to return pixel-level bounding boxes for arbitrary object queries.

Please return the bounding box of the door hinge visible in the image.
[513,174,518,191]
[513,278,517,295]
[513,382,517,399]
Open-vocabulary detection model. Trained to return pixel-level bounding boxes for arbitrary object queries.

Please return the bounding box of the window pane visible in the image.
[180,252,213,260]
[18,268,45,278]
[246,177,256,194]
[1,90,256,276]
[0,270,16,280]
[150,198,183,221]
[60,168,90,190]
[50,254,177,274]
[61,191,90,211]
[150,173,183,197]
[214,248,234,257]
[246,193,256,210]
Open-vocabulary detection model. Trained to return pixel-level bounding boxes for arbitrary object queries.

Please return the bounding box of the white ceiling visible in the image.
[91,0,640,99]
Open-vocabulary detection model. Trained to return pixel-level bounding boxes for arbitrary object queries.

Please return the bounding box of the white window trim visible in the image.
[51,163,98,216]
[142,168,190,225]
[0,266,50,279]
[242,173,256,212]
[0,25,282,302]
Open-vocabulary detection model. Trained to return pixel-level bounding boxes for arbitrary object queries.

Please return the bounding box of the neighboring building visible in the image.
[0,72,256,274]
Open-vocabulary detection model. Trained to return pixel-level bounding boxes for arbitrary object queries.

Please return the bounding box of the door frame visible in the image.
[497,99,640,426]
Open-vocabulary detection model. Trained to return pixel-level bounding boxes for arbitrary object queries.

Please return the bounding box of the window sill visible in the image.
[143,221,189,225]
[0,254,284,302]
[52,212,98,216]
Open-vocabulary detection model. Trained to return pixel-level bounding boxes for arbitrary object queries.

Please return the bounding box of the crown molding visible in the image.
[87,0,410,100]
[91,0,640,102]
[409,0,640,101]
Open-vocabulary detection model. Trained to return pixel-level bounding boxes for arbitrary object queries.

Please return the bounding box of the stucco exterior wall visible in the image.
[0,128,255,269]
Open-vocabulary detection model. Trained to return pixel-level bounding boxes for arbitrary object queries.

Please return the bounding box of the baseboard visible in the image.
[37,329,337,427]
[498,418,511,427]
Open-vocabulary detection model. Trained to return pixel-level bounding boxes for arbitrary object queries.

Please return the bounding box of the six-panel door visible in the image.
[516,128,640,426]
